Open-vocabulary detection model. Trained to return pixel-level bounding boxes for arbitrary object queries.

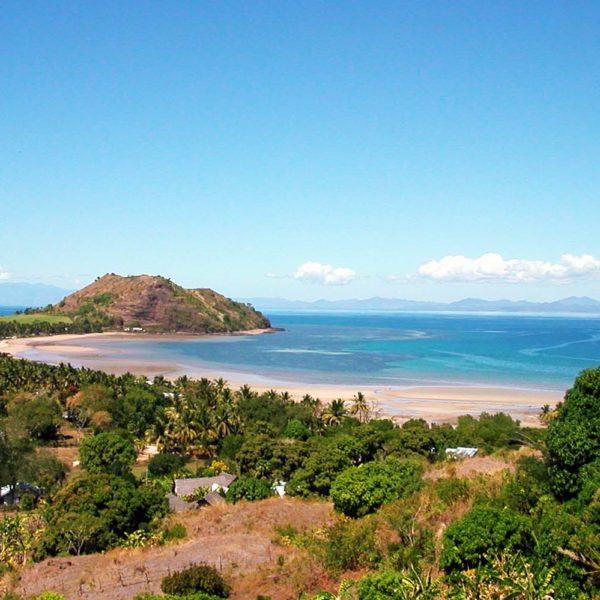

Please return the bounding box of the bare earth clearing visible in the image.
[12,498,335,600]
[8,454,525,600]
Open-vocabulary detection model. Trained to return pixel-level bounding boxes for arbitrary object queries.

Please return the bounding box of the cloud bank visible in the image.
[416,253,600,283]
[293,261,357,285]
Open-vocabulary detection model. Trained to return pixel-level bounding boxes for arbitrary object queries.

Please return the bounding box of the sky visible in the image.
[1,1,600,302]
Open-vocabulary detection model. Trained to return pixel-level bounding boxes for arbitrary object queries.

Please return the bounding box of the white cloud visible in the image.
[0,267,11,281]
[293,261,357,285]
[415,252,600,283]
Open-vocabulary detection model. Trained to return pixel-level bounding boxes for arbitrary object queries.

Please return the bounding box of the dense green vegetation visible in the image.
[0,314,72,325]
[0,353,598,599]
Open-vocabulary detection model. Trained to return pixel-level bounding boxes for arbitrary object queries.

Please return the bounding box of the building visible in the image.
[168,472,237,512]
[445,447,478,459]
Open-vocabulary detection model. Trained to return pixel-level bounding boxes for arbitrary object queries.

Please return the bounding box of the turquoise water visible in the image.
[79,311,600,391]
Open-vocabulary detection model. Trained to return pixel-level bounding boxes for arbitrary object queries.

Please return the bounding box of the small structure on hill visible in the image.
[168,472,237,512]
[0,482,42,506]
[445,447,478,460]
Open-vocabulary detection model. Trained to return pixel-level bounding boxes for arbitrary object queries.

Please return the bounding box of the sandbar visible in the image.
[0,332,562,427]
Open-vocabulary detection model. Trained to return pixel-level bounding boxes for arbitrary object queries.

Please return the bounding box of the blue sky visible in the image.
[1,1,599,301]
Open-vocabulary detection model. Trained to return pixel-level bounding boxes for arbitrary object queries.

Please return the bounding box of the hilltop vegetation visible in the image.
[0,274,270,337]
[0,353,598,598]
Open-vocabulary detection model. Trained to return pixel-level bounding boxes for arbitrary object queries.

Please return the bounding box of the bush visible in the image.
[161,522,187,543]
[34,594,66,600]
[319,518,382,575]
[357,568,440,599]
[226,476,273,503]
[148,452,187,477]
[440,506,534,572]
[134,594,224,600]
[435,477,470,506]
[161,563,231,597]
[330,457,423,517]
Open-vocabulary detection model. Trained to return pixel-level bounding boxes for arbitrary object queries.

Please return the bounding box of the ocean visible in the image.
[64,311,600,392]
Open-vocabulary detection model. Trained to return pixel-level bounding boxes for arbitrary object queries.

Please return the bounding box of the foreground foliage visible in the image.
[0,355,598,599]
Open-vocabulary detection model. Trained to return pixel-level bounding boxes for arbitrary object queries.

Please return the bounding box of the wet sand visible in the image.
[0,332,562,426]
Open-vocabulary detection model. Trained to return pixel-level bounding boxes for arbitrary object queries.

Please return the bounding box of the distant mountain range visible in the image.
[240,296,600,314]
[0,283,72,307]
[3,281,600,315]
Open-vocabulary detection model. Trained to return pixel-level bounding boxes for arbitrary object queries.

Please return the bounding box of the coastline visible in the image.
[0,331,562,427]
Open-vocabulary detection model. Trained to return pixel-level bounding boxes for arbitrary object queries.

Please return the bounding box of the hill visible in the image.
[45,273,270,334]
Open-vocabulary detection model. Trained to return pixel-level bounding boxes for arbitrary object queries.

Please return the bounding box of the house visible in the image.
[0,482,42,506]
[174,473,236,497]
[445,447,478,460]
[169,472,237,512]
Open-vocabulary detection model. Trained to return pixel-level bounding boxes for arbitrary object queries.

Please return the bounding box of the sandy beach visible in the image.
[0,332,562,427]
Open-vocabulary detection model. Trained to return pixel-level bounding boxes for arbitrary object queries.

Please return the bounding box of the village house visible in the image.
[167,472,237,512]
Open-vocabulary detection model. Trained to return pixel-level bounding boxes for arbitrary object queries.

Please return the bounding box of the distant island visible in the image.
[0,274,270,335]
[241,295,600,314]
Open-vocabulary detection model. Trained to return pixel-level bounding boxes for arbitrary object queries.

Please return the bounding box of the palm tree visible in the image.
[323,398,347,427]
[236,384,256,402]
[349,391,370,423]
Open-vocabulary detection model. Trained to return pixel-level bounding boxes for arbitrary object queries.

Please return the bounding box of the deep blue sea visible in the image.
[77,311,600,392]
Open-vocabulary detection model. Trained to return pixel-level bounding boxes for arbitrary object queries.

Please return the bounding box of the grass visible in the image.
[0,313,73,324]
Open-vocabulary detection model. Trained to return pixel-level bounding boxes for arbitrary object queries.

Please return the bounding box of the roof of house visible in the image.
[174,473,237,497]
[445,447,478,459]
[167,493,198,513]
[202,491,227,506]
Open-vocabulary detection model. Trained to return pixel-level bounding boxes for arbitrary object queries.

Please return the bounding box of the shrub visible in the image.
[330,457,423,517]
[357,567,440,599]
[161,523,187,543]
[435,477,470,506]
[35,594,66,600]
[319,518,382,575]
[226,476,273,503]
[161,563,231,597]
[148,452,187,477]
[440,506,534,572]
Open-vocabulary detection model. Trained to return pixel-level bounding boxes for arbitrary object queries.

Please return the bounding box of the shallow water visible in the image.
[61,311,600,391]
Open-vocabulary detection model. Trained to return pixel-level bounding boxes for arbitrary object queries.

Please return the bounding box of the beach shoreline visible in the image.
[0,331,560,427]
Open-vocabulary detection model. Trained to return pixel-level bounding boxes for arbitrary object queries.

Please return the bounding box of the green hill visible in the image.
[44,273,271,334]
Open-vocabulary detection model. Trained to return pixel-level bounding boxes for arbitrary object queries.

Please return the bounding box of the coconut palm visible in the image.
[322,398,347,427]
[349,391,370,423]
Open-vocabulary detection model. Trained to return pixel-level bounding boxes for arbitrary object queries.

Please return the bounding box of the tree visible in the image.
[42,473,167,555]
[287,448,352,497]
[322,399,348,427]
[330,457,423,517]
[7,395,62,441]
[349,392,371,423]
[147,452,186,477]
[79,432,136,476]
[440,506,534,572]
[546,366,600,498]
[283,418,311,440]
